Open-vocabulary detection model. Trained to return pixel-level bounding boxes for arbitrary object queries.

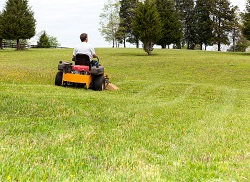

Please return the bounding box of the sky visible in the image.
[0,0,247,48]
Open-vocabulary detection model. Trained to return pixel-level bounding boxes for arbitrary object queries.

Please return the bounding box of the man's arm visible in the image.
[72,47,76,61]
[90,45,97,58]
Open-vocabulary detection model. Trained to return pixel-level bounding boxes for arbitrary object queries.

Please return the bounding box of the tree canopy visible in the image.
[194,0,213,50]
[132,0,162,55]
[242,0,250,41]
[175,0,196,49]
[0,12,3,49]
[118,0,138,48]
[37,31,60,48]
[156,0,182,49]
[1,0,36,50]
[211,0,235,51]
[99,0,120,48]
[37,31,50,48]
[99,0,247,53]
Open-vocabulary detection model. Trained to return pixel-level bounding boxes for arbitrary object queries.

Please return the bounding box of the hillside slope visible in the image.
[0,48,249,181]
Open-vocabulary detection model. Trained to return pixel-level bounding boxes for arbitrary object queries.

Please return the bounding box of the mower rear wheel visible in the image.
[92,75,105,91]
[55,72,63,86]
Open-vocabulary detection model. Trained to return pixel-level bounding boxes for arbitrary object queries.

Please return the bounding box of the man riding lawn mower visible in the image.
[54,33,117,91]
[54,55,109,90]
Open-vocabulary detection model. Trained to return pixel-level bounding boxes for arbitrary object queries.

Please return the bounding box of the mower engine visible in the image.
[58,61,72,73]
[58,61,89,75]
[71,65,90,75]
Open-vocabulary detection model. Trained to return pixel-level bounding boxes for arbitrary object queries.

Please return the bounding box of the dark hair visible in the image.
[80,33,88,42]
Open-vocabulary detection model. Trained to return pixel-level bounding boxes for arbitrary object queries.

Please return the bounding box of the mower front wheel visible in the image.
[55,72,63,86]
[92,75,105,91]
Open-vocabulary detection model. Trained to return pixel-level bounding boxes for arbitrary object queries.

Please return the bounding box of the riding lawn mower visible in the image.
[54,54,117,91]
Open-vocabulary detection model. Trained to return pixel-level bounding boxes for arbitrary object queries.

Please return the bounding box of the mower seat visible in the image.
[72,65,89,73]
[74,54,91,67]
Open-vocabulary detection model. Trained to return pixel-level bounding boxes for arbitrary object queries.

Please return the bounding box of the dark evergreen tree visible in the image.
[1,0,36,50]
[242,0,250,41]
[156,0,182,49]
[118,0,139,48]
[116,23,126,48]
[37,31,51,48]
[211,0,234,51]
[194,0,213,50]
[230,6,241,52]
[175,0,196,49]
[0,12,3,49]
[132,0,162,55]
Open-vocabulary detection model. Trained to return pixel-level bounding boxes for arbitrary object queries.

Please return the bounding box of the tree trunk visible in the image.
[233,29,236,52]
[200,43,203,50]
[205,45,207,51]
[161,44,166,49]
[176,43,181,49]
[136,40,139,48]
[218,19,221,51]
[147,48,151,56]
[123,38,126,48]
[112,39,115,48]
[16,39,20,50]
[0,38,3,49]
[168,45,170,49]
[143,42,152,56]
[218,42,221,51]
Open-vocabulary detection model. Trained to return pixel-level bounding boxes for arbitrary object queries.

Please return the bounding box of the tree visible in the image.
[175,0,196,49]
[1,0,36,50]
[132,0,162,55]
[0,12,3,49]
[231,6,241,52]
[35,31,60,48]
[156,0,182,49]
[211,0,235,51]
[37,31,50,48]
[194,0,213,50]
[118,0,139,48]
[48,36,60,48]
[242,0,250,41]
[99,0,120,48]
[228,34,250,52]
[115,26,126,47]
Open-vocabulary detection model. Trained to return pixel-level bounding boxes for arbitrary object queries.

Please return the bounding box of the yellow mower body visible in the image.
[62,73,92,89]
[55,58,118,91]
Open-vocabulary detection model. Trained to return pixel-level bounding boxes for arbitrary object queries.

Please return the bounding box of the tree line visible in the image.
[99,0,250,55]
[0,0,60,50]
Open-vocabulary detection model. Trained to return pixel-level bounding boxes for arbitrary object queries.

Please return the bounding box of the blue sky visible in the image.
[0,0,247,48]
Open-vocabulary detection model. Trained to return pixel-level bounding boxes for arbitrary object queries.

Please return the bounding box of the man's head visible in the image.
[80,33,88,42]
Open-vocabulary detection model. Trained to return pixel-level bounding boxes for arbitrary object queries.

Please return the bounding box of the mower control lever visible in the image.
[96,56,100,68]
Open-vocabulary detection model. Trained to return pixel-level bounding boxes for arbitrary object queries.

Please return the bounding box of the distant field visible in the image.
[0,48,249,181]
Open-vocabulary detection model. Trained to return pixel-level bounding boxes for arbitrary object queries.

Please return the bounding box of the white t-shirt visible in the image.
[73,42,96,60]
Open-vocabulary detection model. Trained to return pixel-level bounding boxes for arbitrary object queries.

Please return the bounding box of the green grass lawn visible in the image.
[0,48,249,181]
